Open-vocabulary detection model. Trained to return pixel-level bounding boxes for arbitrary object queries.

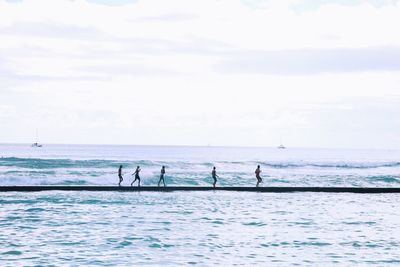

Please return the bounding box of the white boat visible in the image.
[31,142,42,148]
[278,137,286,149]
[31,129,43,147]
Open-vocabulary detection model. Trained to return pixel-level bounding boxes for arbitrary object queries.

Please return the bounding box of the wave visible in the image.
[1,157,400,170]
[366,175,400,184]
[255,162,400,169]
[0,157,155,169]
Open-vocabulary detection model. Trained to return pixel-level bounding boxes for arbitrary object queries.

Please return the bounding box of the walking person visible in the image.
[255,165,262,187]
[211,166,219,188]
[118,165,123,186]
[131,166,141,187]
[158,166,166,187]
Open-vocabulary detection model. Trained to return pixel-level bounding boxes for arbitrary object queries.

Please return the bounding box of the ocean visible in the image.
[1,144,399,266]
[1,144,400,187]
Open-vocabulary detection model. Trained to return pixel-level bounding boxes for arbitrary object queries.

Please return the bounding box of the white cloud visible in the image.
[0,0,400,148]
[218,47,400,74]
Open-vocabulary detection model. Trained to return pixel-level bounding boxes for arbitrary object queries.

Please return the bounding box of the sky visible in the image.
[0,0,400,148]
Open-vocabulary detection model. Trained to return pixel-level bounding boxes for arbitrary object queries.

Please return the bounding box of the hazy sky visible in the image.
[1,0,400,148]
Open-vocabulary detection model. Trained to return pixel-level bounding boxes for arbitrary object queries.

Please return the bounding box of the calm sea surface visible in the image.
[0,144,399,265]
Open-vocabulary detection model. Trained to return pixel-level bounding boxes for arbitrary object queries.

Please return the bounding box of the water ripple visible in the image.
[0,191,399,266]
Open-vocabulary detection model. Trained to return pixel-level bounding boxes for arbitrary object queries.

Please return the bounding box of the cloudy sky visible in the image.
[1,0,400,148]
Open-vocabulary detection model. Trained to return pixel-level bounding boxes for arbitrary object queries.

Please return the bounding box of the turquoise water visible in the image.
[1,144,400,265]
[1,191,399,266]
[1,144,400,187]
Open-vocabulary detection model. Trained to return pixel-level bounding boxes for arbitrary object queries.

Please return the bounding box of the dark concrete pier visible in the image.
[0,186,399,193]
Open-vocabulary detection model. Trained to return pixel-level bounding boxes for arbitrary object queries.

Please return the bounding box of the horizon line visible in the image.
[0,142,397,151]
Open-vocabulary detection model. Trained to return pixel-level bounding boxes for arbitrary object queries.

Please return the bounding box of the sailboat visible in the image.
[277,137,286,149]
[31,129,43,148]
[31,142,42,148]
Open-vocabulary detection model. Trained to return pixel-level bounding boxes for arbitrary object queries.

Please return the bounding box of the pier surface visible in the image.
[0,186,399,193]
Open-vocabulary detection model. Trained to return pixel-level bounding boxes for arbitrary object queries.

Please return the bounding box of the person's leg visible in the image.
[213,178,216,188]
[158,177,161,187]
[138,178,140,187]
[131,177,137,186]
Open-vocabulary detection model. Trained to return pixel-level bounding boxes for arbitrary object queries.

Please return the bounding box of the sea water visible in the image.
[0,144,400,266]
[1,144,400,187]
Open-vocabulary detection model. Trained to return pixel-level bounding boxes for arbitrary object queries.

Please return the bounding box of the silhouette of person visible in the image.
[158,166,166,187]
[255,165,262,187]
[131,166,141,187]
[211,166,219,188]
[118,165,123,186]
